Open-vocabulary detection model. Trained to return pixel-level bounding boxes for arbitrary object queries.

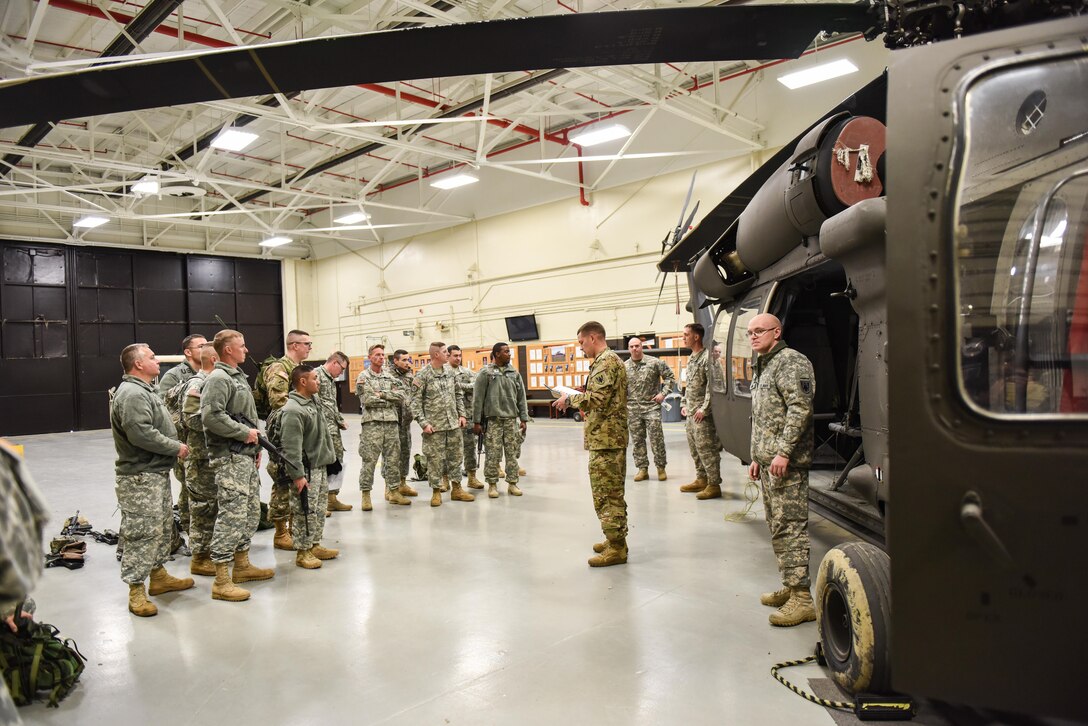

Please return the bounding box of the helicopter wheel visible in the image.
[815,541,893,694]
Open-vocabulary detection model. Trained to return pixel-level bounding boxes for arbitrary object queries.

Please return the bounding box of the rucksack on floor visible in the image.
[0,608,86,708]
[412,453,427,481]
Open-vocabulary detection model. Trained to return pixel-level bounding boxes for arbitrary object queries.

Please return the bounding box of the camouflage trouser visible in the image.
[461,426,478,472]
[359,421,401,492]
[290,467,328,551]
[174,460,190,533]
[589,448,628,541]
[381,418,411,483]
[500,427,525,467]
[628,405,666,470]
[115,471,172,584]
[185,457,218,555]
[758,465,811,588]
[686,416,721,486]
[209,454,261,564]
[266,461,291,522]
[483,418,521,485]
[422,429,463,489]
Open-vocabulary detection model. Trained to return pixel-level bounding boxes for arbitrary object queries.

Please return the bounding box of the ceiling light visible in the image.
[73,215,108,229]
[210,127,259,152]
[570,124,631,147]
[334,211,370,225]
[431,173,479,190]
[777,58,859,90]
[131,177,159,195]
[259,236,292,248]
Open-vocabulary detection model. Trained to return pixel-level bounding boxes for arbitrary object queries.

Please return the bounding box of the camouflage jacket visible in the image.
[280,392,336,480]
[750,342,815,469]
[356,367,403,424]
[388,365,415,423]
[0,439,48,618]
[684,349,713,414]
[625,355,675,410]
[110,374,182,475]
[568,349,628,451]
[316,365,345,459]
[157,360,197,399]
[446,363,476,411]
[201,362,260,459]
[263,355,298,413]
[472,363,529,423]
[410,364,466,432]
[182,371,211,460]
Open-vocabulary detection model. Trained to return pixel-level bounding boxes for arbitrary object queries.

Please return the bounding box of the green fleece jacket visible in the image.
[201,362,260,459]
[279,391,336,480]
[111,375,182,475]
[472,363,529,423]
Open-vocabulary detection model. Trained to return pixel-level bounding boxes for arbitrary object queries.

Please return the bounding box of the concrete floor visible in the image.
[16,417,859,725]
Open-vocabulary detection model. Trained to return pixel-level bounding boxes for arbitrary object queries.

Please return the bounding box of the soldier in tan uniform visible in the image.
[263,329,311,549]
[679,322,723,500]
[411,342,472,507]
[382,349,418,496]
[625,336,674,482]
[180,343,219,576]
[554,321,629,567]
[316,351,352,514]
[356,344,413,509]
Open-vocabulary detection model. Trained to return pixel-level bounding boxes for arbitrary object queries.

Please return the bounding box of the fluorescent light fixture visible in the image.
[570,124,631,147]
[777,59,858,90]
[334,211,370,225]
[210,127,259,152]
[259,236,292,248]
[73,215,108,229]
[131,177,159,195]
[430,173,479,190]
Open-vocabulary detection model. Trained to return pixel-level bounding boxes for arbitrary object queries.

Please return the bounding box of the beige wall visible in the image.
[291,153,766,358]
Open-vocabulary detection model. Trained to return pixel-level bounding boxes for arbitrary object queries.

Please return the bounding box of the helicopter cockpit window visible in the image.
[954,57,1088,417]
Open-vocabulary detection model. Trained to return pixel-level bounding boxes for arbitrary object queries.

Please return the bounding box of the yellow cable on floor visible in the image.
[724,478,761,522]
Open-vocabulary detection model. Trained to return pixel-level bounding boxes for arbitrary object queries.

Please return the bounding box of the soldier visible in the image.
[411,342,472,507]
[356,344,412,509]
[679,322,723,500]
[382,349,418,496]
[279,365,340,569]
[625,336,674,482]
[158,333,206,535]
[317,351,353,514]
[746,313,817,627]
[472,342,529,498]
[180,343,220,576]
[202,329,274,603]
[553,322,629,567]
[263,329,312,550]
[447,345,484,490]
[111,344,195,616]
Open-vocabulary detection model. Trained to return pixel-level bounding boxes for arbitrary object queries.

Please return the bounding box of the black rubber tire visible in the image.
[815,541,892,694]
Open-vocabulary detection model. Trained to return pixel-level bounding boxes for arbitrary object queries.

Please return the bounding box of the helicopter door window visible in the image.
[723,295,762,396]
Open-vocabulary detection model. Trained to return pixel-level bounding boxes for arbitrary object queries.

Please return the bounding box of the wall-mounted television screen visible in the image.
[505,314,539,342]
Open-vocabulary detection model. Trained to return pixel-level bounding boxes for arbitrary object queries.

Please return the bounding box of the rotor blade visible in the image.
[681,199,701,238]
[0,4,874,128]
[674,170,697,239]
[649,272,670,326]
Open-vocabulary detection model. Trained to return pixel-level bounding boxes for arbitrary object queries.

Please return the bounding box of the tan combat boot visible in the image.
[273,519,293,550]
[128,583,158,617]
[696,483,723,500]
[211,562,250,602]
[488,484,499,498]
[588,539,628,567]
[769,588,817,627]
[657,468,667,481]
[327,491,353,512]
[467,470,484,489]
[361,491,373,511]
[387,488,412,506]
[508,483,523,497]
[430,489,442,507]
[760,586,791,608]
[399,482,418,497]
[633,469,649,482]
[311,543,339,560]
[518,467,526,476]
[451,484,475,502]
[232,550,274,583]
[680,478,706,493]
[190,552,216,577]
[148,566,195,596]
[325,510,331,518]
[440,476,450,492]
[296,549,322,569]
[592,541,609,554]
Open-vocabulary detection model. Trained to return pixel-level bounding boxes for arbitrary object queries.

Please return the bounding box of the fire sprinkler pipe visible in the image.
[576,145,590,207]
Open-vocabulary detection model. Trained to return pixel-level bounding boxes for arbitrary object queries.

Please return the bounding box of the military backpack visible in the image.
[0,606,86,708]
[252,355,278,420]
[165,378,190,439]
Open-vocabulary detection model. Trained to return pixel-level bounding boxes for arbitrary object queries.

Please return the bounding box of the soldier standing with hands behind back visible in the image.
[625,336,674,482]
[317,351,353,514]
[411,342,472,507]
[679,323,723,500]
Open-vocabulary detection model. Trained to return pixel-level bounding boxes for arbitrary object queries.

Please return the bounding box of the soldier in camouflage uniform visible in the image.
[263,329,312,549]
[554,321,630,567]
[0,438,49,726]
[411,342,472,507]
[181,343,219,576]
[625,336,675,482]
[157,333,205,535]
[447,345,484,490]
[356,345,412,509]
[278,365,340,568]
[111,344,195,617]
[317,351,353,514]
[679,323,723,500]
[382,349,418,495]
[746,313,816,627]
[472,342,529,498]
[202,330,275,603]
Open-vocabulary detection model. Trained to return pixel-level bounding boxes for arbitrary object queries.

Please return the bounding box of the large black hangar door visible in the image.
[0,243,75,434]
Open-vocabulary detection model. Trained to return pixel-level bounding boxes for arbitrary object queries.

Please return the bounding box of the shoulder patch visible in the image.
[800,379,813,396]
